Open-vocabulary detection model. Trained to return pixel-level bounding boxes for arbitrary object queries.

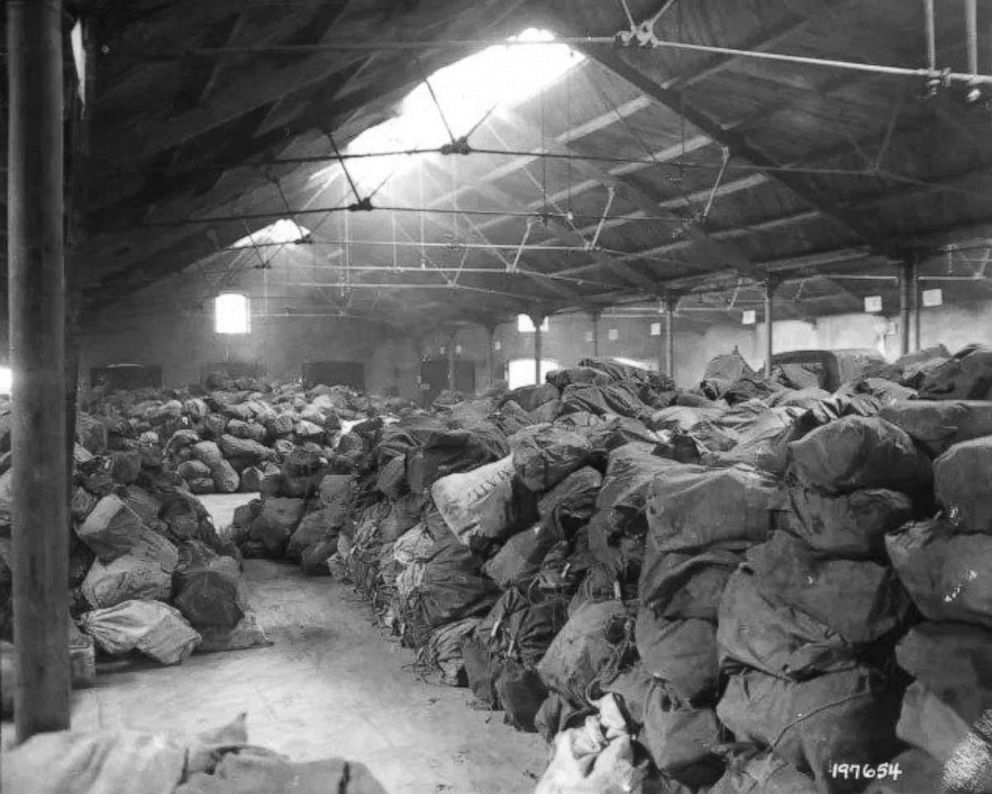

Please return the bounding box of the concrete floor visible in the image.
[2,494,548,793]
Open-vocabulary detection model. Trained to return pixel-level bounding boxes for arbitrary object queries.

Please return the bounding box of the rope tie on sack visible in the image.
[768,691,874,751]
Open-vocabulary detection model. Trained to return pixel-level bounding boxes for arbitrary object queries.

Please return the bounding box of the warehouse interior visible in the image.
[3,0,992,792]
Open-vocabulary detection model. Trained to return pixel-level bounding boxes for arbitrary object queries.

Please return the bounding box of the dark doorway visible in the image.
[90,364,163,391]
[419,358,476,405]
[303,360,366,390]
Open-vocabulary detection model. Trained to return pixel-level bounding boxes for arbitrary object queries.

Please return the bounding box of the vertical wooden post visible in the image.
[764,279,776,378]
[446,329,457,394]
[484,322,498,390]
[899,260,913,357]
[913,257,922,352]
[7,0,71,742]
[664,294,677,380]
[530,311,545,386]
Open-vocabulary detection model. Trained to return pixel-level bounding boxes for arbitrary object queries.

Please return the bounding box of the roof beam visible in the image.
[560,26,897,256]
[491,108,770,285]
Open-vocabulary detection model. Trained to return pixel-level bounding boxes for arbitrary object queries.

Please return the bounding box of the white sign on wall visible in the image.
[864,295,883,313]
[650,322,661,336]
[922,288,943,307]
[741,310,756,325]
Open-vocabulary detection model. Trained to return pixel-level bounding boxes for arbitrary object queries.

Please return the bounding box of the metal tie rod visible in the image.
[27,37,992,86]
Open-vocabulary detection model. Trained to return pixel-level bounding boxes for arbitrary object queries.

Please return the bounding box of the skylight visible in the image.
[319,28,583,191]
[230,218,310,249]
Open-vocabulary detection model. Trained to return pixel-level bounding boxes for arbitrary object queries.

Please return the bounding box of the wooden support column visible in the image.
[484,322,498,390]
[446,330,457,394]
[589,311,600,357]
[913,261,922,352]
[764,279,777,378]
[529,310,545,386]
[899,260,914,357]
[7,0,70,742]
[664,294,678,380]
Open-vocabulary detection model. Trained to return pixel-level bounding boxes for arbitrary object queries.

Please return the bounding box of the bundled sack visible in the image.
[603,665,722,782]
[595,443,682,534]
[546,366,604,389]
[788,415,932,495]
[196,612,271,654]
[538,466,602,539]
[375,455,407,500]
[896,680,971,764]
[879,400,992,457]
[423,616,479,686]
[405,425,509,494]
[172,542,246,630]
[537,599,634,706]
[2,728,192,794]
[717,568,857,680]
[431,455,537,550]
[639,682,723,782]
[935,437,992,532]
[534,693,648,794]
[500,383,560,413]
[482,522,558,589]
[392,522,435,568]
[476,587,570,668]
[710,406,803,475]
[495,660,548,732]
[509,423,592,492]
[81,530,179,609]
[708,751,818,794]
[918,343,992,400]
[649,404,724,434]
[646,464,792,554]
[895,621,992,726]
[583,416,662,453]
[285,508,342,563]
[176,741,388,794]
[247,497,306,556]
[318,474,353,523]
[788,487,913,559]
[716,666,901,792]
[402,530,499,641]
[747,531,910,643]
[76,494,146,562]
[559,382,648,420]
[378,492,424,543]
[885,518,992,629]
[635,614,718,701]
[639,548,740,622]
[578,357,671,390]
[79,599,201,664]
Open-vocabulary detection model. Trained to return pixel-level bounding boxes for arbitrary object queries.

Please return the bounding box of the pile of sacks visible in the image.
[0,418,271,707]
[276,346,992,793]
[79,372,414,496]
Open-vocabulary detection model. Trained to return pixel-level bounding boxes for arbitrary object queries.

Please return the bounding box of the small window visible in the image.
[507,358,559,389]
[517,314,549,333]
[215,293,250,334]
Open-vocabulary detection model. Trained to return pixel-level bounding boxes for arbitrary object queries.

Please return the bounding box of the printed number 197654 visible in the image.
[830,762,903,781]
